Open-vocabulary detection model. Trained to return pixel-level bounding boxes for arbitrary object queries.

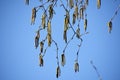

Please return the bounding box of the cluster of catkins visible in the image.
[25,0,119,78]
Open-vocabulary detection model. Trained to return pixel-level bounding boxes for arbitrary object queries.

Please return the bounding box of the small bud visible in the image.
[72,12,76,25]
[47,33,51,46]
[40,42,44,53]
[74,62,79,72]
[76,27,80,38]
[56,66,61,78]
[42,13,46,29]
[31,8,36,25]
[84,19,87,32]
[49,4,54,19]
[39,54,44,67]
[80,7,84,19]
[61,54,66,66]
[107,21,112,33]
[35,37,39,48]
[97,0,101,9]
[47,20,51,34]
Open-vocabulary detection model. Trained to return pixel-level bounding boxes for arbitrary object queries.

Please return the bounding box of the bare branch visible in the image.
[90,60,102,80]
[111,4,120,21]
[52,39,59,66]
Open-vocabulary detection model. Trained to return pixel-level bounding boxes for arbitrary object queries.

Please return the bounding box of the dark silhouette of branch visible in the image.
[63,33,75,53]
[90,60,102,80]
[52,39,59,65]
[111,4,120,21]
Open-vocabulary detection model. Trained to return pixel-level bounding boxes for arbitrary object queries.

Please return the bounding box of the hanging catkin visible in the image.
[42,13,46,29]
[61,54,66,66]
[69,0,74,9]
[74,62,79,72]
[107,21,112,33]
[40,41,44,53]
[76,27,80,38]
[84,18,87,31]
[31,8,36,25]
[48,4,54,19]
[56,66,61,78]
[39,54,44,67]
[97,0,101,9]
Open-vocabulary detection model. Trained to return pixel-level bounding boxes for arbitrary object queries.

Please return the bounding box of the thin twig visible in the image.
[63,33,75,53]
[111,4,120,21]
[75,37,83,61]
[43,46,48,57]
[60,0,69,12]
[90,60,102,80]
[52,39,59,66]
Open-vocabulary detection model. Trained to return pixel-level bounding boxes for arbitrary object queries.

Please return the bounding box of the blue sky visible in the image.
[0,0,120,80]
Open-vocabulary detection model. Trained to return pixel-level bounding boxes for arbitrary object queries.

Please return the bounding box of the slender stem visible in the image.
[43,46,48,57]
[90,60,102,80]
[41,36,47,56]
[63,33,75,53]
[60,0,69,12]
[52,39,59,66]
[111,4,120,21]
[75,37,83,61]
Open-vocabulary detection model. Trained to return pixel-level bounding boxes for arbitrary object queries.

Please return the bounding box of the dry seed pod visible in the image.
[107,21,112,33]
[84,19,87,31]
[76,27,80,38]
[35,31,40,49]
[61,54,66,66]
[56,66,61,78]
[69,0,74,9]
[72,12,76,25]
[31,8,36,25]
[63,30,67,43]
[47,33,51,46]
[97,0,101,9]
[42,13,46,29]
[74,62,79,72]
[47,20,51,34]
[48,4,53,19]
[25,0,29,5]
[40,42,44,53]
[35,36,39,49]
[64,12,70,31]
[80,7,84,19]
[75,5,78,19]
[39,54,44,67]
[64,16,69,31]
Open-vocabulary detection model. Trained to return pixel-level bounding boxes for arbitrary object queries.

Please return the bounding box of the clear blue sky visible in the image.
[0,0,120,80]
